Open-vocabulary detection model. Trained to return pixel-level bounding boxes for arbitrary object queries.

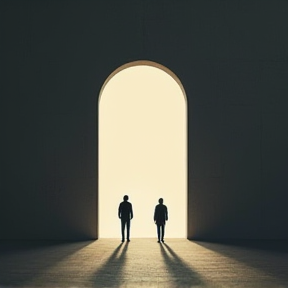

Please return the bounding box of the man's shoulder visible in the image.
[122,201,132,206]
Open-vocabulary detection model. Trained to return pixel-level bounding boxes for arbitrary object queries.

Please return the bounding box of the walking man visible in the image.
[154,198,168,243]
[118,195,133,242]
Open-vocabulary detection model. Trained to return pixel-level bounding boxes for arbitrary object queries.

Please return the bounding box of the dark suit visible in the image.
[154,204,168,241]
[118,201,133,240]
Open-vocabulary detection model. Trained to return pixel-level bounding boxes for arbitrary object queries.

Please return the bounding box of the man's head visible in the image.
[158,198,163,204]
[123,195,129,201]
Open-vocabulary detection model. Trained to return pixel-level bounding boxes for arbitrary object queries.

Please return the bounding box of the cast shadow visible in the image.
[195,239,288,253]
[0,240,92,287]
[91,241,129,287]
[195,240,288,283]
[160,242,204,287]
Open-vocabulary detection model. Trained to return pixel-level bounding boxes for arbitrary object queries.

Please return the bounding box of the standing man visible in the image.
[118,195,133,242]
[154,198,168,243]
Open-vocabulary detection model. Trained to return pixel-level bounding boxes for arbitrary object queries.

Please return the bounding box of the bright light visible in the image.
[99,64,187,238]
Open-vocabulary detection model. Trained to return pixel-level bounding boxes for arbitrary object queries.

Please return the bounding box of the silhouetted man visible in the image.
[118,195,133,242]
[154,198,168,243]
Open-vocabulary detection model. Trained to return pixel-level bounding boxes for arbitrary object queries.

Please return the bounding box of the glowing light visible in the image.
[99,63,187,238]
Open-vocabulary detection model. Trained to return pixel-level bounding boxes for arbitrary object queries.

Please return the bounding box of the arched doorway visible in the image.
[98,60,187,238]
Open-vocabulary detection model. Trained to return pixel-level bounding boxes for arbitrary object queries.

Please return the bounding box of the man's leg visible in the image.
[157,224,161,242]
[126,219,130,241]
[121,219,126,242]
[161,224,165,242]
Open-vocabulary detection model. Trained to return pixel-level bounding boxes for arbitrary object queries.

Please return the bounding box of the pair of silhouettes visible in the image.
[118,195,168,243]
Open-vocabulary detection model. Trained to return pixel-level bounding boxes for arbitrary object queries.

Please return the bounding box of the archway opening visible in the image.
[98,61,187,238]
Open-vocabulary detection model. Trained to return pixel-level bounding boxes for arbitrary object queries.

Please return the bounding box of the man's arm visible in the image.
[118,203,122,218]
[165,206,168,221]
[130,203,133,219]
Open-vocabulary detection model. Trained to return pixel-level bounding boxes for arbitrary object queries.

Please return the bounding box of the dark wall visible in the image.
[1,0,287,240]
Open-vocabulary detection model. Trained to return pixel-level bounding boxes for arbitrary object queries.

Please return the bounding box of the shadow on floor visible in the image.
[0,240,92,287]
[195,239,288,253]
[160,242,205,287]
[90,241,129,287]
[194,240,288,283]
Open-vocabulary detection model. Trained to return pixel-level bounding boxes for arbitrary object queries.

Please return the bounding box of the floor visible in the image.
[0,238,287,287]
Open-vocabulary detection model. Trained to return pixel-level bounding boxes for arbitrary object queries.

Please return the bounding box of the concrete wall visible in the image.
[1,0,287,240]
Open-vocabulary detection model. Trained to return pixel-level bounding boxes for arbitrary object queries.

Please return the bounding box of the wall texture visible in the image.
[1,0,287,240]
